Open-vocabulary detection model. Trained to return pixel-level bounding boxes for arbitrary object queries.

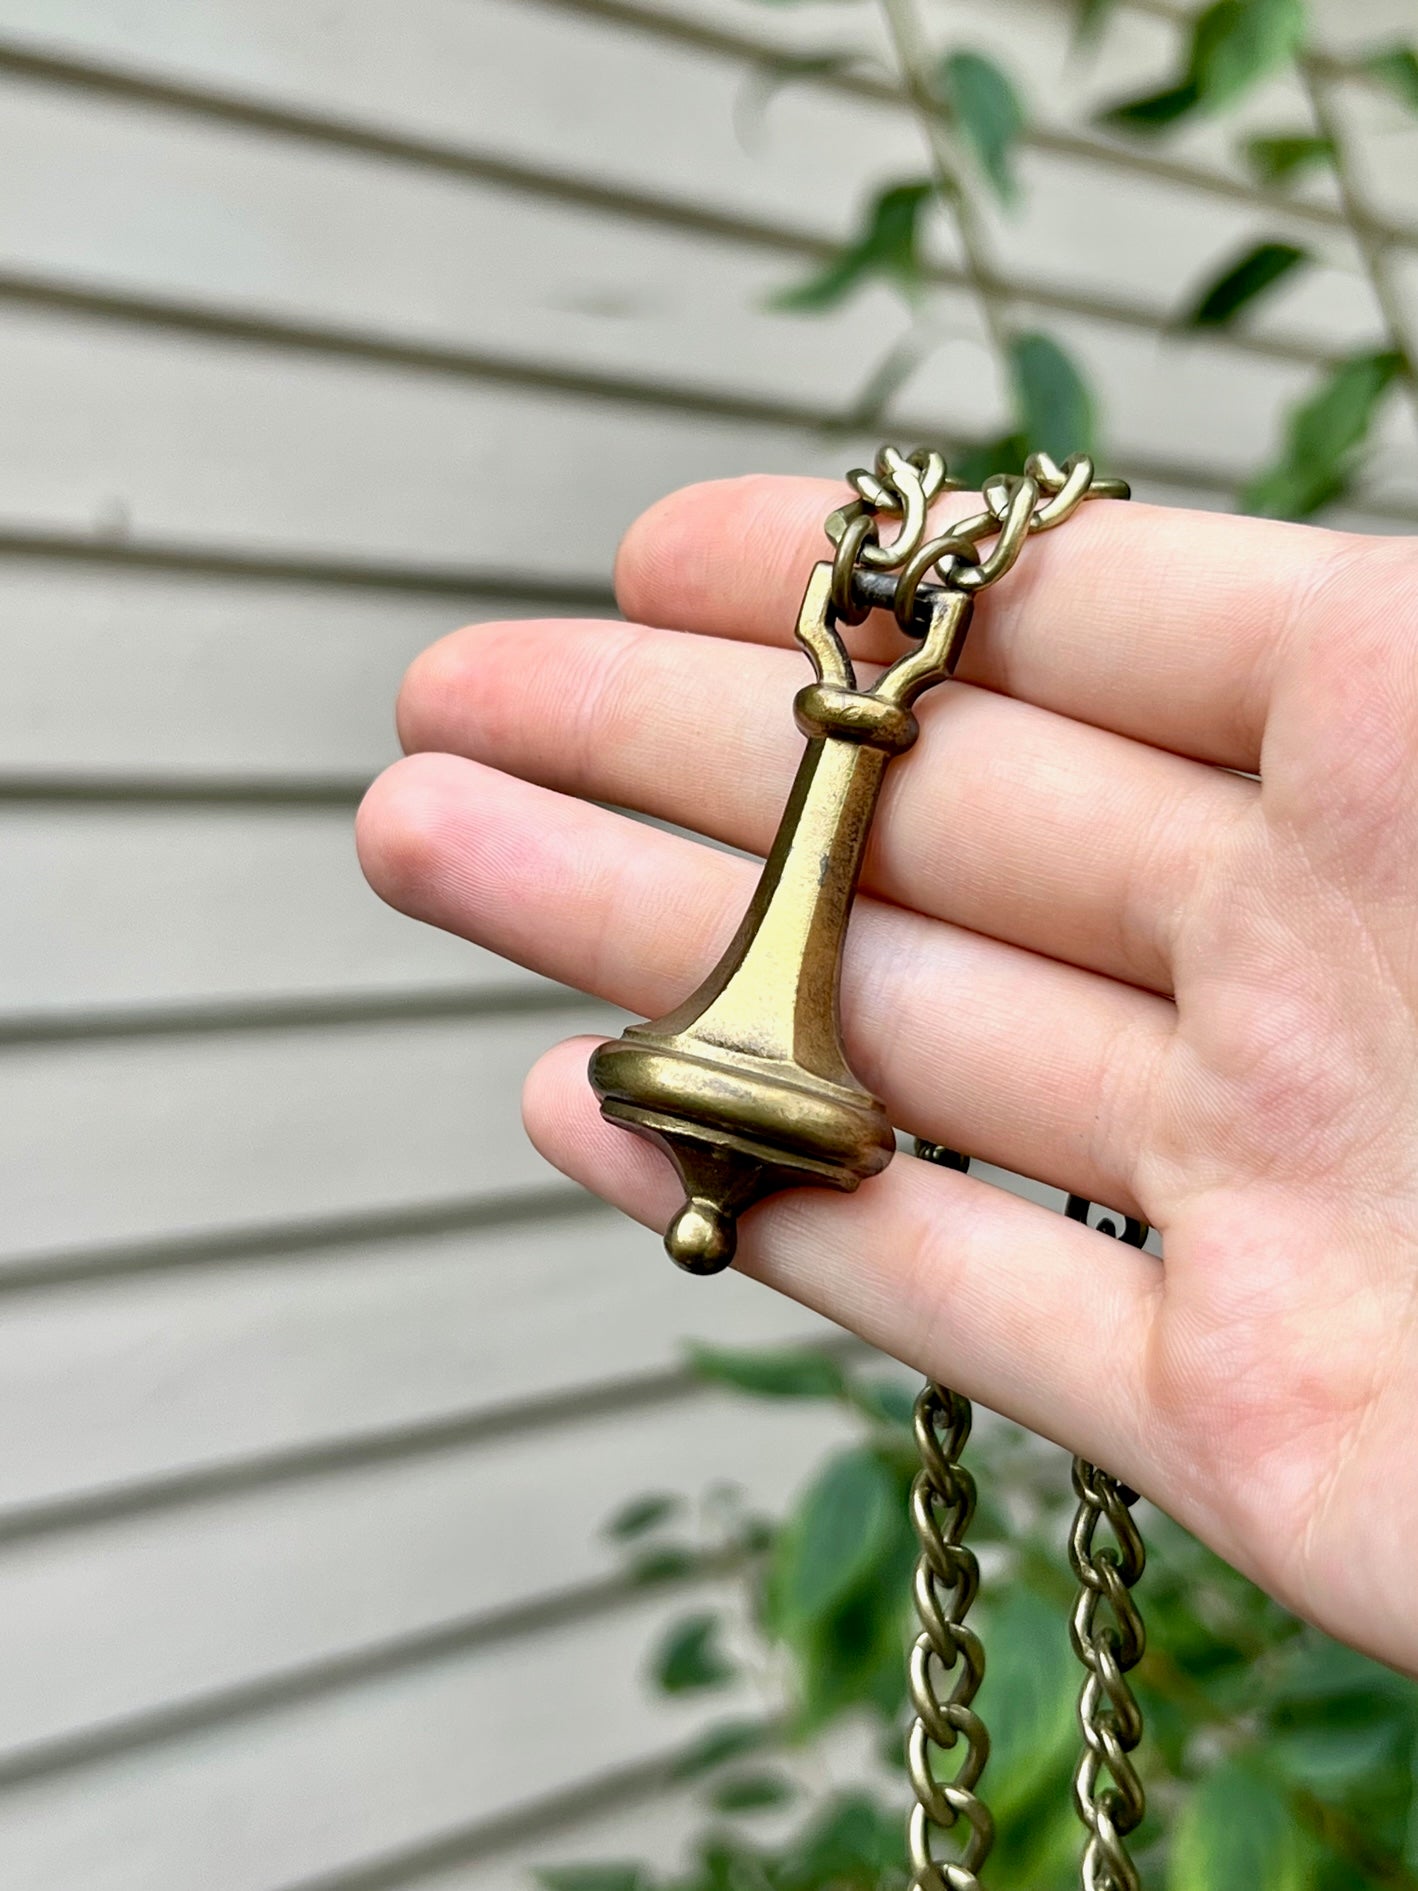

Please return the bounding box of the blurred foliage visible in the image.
[543,1342,1418,1891]
[746,0,1418,516]
[935,51,1026,207]
[1243,349,1404,516]
[1183,241,1310,328]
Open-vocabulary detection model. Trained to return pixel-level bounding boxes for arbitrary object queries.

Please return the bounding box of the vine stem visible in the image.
[1299,61,1418,439]
[876,0,1014,373]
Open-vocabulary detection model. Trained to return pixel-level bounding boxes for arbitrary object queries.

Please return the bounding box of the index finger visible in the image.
[614,473,1360,771]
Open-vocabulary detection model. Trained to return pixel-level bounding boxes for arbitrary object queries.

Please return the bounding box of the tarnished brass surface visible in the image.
[589,447,1127,1273]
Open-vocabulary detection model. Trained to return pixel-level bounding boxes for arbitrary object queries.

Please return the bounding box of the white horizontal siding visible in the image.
[0,308,866,569]
[0,1012,618,1258]
[0,58,1384,371]
[0,565,585,777]
[1,305,1412,580]
[0,1212,833,1507]
[0,1390,850,1753]
[0,808,529,1008]
[0,1596,760,1891]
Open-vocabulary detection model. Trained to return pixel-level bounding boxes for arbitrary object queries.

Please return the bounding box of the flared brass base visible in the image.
[590,1033,894,1273]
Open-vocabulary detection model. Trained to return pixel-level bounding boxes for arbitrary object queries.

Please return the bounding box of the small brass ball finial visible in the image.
[665,1198,736,1275]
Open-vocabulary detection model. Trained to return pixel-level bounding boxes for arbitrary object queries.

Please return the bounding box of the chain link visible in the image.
[1066,1199,1150,1891]
[905,1151,1152,1891]
[908,1142,992,1891]
[907,1378,994,1891]
[824,443,1129,634]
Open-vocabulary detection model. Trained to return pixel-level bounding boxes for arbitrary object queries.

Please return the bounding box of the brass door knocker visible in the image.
[590,446,1150,1890]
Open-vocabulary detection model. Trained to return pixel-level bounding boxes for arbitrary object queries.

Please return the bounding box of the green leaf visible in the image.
[1183,241,1309,327]
[760,1446,916,1734]
[976,1588,1079,1822]
[1243,349,1404,519]
[628,1545,700,1586]
[1265,1633,1418,1820]
[537,1869,645,1891]
[1190,0,1306,110]
[951,432,1027,491]
[936,50,1026,205]
[652,1612,736,1694]
[1366,43,1418,113]
[605,1492,683,1541]
[1101,0,1305,133]
[780,1792,908,1885]
[1244,133,1334,186]
[771,180,933,312]
[687,1341,847,1402]
[1271,1632,1418,1711]
[768,1447,899,1630]
[709,1770,797,1813]
[1272,1711,1410,1795]
[685,1837,771,1891]
[1100,80,1202,131]
[1008,331,1095,460]
[847,1374,918,1431]
[672,1718,776,1781]
[1168,1760,1308,1891]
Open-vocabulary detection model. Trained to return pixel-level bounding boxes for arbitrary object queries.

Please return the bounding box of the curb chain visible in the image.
[907,1374,994,1891]
[910,1166,1150,1891]
[1066,1199,1150,1891]
[841,451,1145,1890]
[823,443,1128,633]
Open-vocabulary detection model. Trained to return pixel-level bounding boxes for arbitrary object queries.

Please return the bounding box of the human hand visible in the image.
[357,475,1418,1676]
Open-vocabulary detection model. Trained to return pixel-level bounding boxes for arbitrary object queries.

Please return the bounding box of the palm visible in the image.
[358,477,1418,1676]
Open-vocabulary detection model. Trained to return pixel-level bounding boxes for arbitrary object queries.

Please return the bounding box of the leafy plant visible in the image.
[541,1343,1418,1891]
[747,0,1417,516]
[1097,0,1417,517]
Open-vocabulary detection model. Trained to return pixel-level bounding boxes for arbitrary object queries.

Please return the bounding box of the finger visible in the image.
[614,474,1356,771]
[399,617,1256,995]
[522,1036,1161,1486]
[357,753,1173,1214]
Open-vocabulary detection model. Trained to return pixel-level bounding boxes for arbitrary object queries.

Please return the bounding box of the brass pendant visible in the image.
[588,449,1147,1891]
[589,557,971,1272]
[588,444,1126,1272]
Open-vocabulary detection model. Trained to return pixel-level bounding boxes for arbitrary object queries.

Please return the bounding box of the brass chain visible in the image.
[823,443,1129,634]
[908,1174,1149,1886]
[1069,1458,1147,1891]
[1066,1200,1150,1891]
[907,1378,994,1891]
[907,1143,992,1891]
[838,451,1145,1889]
